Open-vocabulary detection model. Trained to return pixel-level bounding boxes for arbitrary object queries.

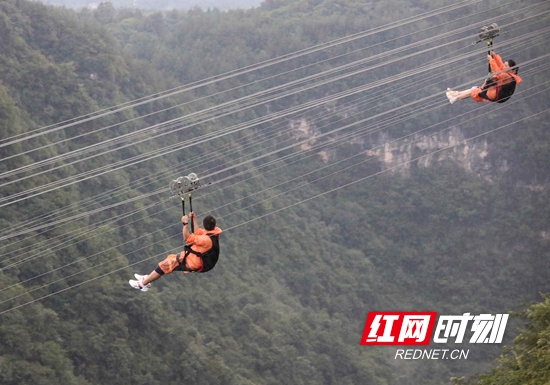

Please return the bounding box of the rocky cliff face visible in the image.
[290,119,501,180]
[367,127,498,179]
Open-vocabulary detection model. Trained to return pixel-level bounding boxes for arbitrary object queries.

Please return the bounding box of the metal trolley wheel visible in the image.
[478,23,500,41]
[169,173,201,196]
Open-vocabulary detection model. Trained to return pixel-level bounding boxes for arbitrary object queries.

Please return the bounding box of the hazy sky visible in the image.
[36,0,263,11]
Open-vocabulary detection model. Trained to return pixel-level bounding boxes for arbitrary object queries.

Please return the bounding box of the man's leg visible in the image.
[130,254,179,290]
[142,270,162,285]
[456,88,473,100]
[140,255,194,285]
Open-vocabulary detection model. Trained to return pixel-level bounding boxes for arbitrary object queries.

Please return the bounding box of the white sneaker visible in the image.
[446,88,458,104]
[134,273,148,281]
[129,274,151,292]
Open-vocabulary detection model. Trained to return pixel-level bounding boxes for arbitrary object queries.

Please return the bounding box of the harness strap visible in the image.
[480,72,516,102]
[479,86,502,101]
[184,244,204,257]
[175,244,206,272]
[176,250,194,272]
[183,244,206,272]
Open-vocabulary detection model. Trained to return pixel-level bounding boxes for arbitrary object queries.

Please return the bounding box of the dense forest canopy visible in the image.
[0,0,549,384]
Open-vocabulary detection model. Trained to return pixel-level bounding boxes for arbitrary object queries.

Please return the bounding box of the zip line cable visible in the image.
[2,48,548,304]
[0,9,544,243]
[1,105,547,316]
[0,60,474,262]
[146,48,550,186]
[0,198,169,270]
[0,0,538,171]
[203,37,550,189]
[1,5,548,300]
[0,67,458,263]
[3,3,546,184]
[0,25,479,182]
[0,46,456,244]
[0,0,491,148]
[3,26,548,210]
[0,62,458,261]
[223,109,550,233]
[0,54,500,261]
[3,59,548,281]
[2,30,548,252]
[3,7,548,183]
[192,63,550,220]
[2,12,548,213]
[2,1,544,184]
[1,28,498,236]
[2,73,548,291]
[3,25,548,266]
[1,83,544,299]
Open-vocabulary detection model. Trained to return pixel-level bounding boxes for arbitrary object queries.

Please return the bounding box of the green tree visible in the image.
[453,294,550,385]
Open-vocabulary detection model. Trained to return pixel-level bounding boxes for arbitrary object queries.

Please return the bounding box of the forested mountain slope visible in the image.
[1,0,549,384]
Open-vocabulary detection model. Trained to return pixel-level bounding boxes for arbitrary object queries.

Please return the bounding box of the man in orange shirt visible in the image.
[447,51,522,104]
[129,212,222,291]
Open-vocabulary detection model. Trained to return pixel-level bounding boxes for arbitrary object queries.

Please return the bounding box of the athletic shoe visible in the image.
[134,273,148,281]
[446,88,458,104]
[129,274,151,292]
